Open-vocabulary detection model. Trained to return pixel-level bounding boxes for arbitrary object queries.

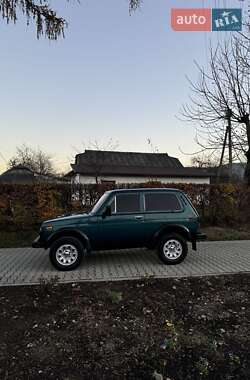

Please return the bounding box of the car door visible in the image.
[143,191,184,240]
[97,192,145,249]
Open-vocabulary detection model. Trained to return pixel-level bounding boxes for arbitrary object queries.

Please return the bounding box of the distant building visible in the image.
[0,165,70,185]
[71,150,215,185]
[0,166,35,184]
[220,162,246,182]
[64,170,75,181]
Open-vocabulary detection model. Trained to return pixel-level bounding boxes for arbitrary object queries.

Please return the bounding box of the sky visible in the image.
[0,0,246,173]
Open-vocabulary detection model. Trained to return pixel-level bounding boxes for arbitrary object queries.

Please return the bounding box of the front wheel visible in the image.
[49,236,84,271]
[158,233,188,265]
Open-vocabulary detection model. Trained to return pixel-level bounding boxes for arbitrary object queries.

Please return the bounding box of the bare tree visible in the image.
[129,0,141,12]
[0,0,141,39]
[181,35,250,184]
[9,144,55,176]
[0,0,68,39]
[191,154,219,168]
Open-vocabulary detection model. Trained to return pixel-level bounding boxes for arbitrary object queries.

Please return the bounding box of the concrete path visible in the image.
[0,241,250,286]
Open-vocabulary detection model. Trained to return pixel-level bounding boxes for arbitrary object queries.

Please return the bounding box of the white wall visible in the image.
[73,174,210,185]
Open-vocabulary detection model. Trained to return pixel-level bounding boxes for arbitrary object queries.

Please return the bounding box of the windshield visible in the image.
[89,193,109,215]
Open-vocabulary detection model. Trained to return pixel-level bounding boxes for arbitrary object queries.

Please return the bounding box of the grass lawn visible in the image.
[0,230,38,248]
[0,274,249,379]
[202,226,250,241]
[0,226,250,249]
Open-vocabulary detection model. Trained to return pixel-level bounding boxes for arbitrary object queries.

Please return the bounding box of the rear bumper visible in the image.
[195,232,207,241]
[32,236,46,248]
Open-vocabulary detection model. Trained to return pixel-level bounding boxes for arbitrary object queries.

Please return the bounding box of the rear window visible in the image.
[114,193,141,213]
[144,193,182,212]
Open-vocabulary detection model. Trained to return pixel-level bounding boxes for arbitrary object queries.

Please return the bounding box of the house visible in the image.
[0,166,36,184]
[0,165,70,185]
[71,150,214,185]
[219,162,246,182]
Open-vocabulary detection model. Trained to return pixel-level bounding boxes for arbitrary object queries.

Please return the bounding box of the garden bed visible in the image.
[0,274,249,379]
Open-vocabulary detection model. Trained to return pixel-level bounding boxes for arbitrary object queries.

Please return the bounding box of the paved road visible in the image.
[0,241,250,286]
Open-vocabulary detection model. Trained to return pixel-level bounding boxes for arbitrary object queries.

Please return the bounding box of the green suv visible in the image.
[32,188,206,271]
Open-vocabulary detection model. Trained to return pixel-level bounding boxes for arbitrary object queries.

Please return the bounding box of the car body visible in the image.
[32,188,206,270]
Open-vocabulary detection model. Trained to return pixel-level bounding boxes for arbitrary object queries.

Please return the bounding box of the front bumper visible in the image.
[32,235,46,248]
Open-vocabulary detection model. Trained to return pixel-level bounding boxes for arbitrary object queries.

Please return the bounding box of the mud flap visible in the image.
[192,240,197,251]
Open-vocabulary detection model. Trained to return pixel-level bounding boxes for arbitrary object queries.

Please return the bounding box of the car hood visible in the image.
[43,213,89,226]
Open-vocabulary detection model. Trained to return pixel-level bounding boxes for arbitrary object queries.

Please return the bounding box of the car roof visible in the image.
[106,188,184,195]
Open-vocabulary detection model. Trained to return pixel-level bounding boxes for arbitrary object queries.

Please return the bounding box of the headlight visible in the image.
[44,225,53,231]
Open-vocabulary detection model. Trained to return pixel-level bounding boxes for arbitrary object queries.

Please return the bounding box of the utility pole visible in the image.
[216,108,233,182]
[217,126,228,183]
[226,107,233,181]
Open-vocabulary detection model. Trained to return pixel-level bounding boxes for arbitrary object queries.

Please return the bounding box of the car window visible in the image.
[144,193,182,212]
[114,193,141,213]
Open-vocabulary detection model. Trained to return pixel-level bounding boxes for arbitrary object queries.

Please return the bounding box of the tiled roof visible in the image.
[75,150,183,168]
[71,150,214,178]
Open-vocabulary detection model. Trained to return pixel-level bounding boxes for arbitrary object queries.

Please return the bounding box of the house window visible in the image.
[144,193,182,212]
[101,180,116,185]
[111,193,141,213]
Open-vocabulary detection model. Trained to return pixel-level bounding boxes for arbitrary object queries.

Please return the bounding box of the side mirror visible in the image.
[102,205,112,218]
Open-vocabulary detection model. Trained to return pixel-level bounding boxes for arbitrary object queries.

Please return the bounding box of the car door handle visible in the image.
[134,216,143,220]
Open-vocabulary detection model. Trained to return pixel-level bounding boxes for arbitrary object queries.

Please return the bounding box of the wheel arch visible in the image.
[151,225,191,249]
[46,229,91,252]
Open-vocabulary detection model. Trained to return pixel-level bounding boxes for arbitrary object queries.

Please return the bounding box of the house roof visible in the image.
[64,170,75,178]
[71,150,215,178]
[0,165,35,184]
[0,166,70,184]
[75,150,183,168]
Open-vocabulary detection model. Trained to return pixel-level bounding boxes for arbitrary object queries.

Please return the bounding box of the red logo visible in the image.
[171,8,211,31]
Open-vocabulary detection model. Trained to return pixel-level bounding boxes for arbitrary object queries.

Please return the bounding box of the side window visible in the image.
[144,193,182,212]
[115,193,141,213]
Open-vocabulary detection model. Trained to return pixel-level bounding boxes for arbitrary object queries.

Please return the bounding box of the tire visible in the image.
[157,233,188,265]
[49,236,84,271]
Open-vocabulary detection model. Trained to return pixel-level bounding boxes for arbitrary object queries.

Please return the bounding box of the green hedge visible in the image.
[0,182,249,231]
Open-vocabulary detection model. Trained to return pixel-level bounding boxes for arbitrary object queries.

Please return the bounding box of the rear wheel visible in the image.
[158,233,188,265]
[49,236,84,271]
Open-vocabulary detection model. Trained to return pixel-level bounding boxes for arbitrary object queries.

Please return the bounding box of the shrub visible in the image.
[0,182,249,231]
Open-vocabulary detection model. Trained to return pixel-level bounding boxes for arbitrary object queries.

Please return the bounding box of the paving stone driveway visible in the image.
[0,240,250,286]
